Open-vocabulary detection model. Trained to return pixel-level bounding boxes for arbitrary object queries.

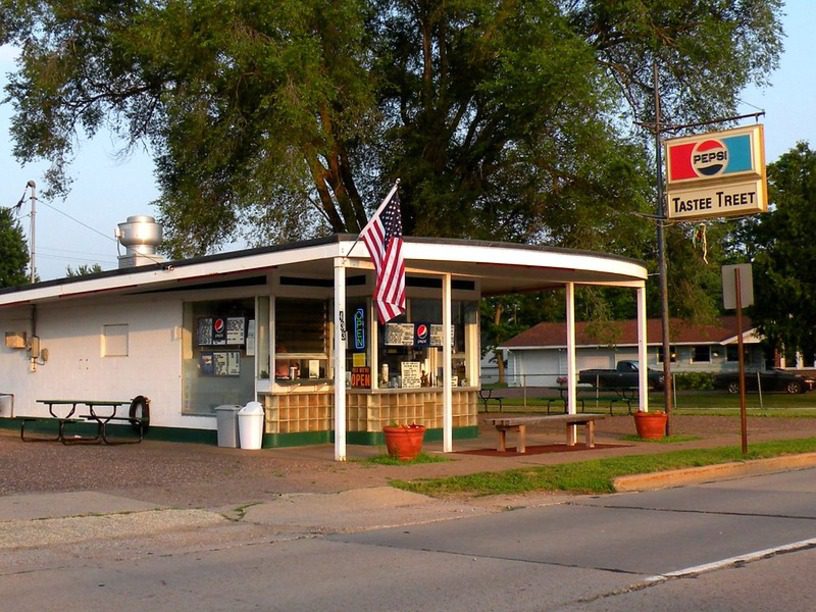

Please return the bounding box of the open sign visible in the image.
[351,366,371,388]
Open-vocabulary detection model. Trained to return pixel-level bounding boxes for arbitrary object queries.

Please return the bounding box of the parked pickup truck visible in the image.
[578,360,664,390]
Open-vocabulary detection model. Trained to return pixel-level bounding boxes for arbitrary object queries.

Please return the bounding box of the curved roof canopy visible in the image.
[0,235,647,307]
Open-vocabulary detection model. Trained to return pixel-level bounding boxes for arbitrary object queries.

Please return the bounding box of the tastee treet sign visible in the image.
[665,124,767,221]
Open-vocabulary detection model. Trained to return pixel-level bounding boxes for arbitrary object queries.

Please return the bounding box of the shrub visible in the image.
[673,372,715,390]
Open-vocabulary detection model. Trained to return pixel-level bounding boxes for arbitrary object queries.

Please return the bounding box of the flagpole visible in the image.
[348,178,400,255]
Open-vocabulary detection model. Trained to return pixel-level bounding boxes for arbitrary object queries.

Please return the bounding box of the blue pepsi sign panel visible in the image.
[665,124,767,221]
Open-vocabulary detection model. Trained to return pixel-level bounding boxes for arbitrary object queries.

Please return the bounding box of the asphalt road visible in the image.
[4,469,816,611]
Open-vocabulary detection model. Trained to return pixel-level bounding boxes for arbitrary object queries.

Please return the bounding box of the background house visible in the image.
[498,316,766,387]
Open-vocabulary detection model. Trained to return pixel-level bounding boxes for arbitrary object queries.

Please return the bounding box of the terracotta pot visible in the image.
[383,425,426,460]
[633,411,667,439]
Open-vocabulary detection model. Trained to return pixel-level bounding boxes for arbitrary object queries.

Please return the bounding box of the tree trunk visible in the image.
[493,303,506,385]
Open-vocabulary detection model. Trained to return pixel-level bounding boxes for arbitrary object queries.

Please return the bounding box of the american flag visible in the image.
[360,188,406,323]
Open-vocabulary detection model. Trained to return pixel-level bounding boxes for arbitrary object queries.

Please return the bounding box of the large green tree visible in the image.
[0,0,783,261]
[731,143,816,362]
[0,208,29,287]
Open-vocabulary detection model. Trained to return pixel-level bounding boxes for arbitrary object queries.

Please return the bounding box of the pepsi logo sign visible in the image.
[213,318,225,333]
[692,140,728,176]
[416,324,428,340]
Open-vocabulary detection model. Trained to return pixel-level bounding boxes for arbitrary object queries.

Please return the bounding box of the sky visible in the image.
[2,2,815,282]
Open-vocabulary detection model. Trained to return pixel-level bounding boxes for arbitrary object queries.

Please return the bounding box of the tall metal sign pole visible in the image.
[723,263,753,454]
[654,63,673,434]
[735,267,748,454]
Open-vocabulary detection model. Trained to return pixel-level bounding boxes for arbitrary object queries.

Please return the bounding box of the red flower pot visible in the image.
[383,424,426,460]
[633,411,667,439]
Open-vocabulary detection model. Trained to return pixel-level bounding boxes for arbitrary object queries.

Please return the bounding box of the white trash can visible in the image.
[238,401,265,450]
[214,404,241,448]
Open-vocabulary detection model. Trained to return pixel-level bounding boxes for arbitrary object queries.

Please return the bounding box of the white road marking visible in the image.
[644,537,816,584]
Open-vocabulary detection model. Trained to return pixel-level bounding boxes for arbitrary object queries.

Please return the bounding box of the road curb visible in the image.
[613,452,816,492]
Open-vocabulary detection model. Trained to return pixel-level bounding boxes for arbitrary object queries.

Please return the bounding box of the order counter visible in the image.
[259,387,479,435]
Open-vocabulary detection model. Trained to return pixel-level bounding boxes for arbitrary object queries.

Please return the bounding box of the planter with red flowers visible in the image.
[633,410,667,440]
[382,423,426,460]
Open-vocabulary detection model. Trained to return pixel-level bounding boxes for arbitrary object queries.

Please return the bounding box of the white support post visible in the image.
[442,273,453,452]
[334,257,347,461]
[566,282,577,444]
[637,282,649,412]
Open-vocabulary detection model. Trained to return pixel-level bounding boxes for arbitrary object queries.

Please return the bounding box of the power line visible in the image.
[36,253,118,265]
[37,199,119,243]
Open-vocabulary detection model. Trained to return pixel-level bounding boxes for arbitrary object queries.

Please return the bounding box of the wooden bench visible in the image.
[486,414,605,453]
[479,388,505,412]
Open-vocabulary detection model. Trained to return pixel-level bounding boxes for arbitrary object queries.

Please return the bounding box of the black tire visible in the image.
[727,382,740,394]
[129,395,150,434]
[786,381,802,394]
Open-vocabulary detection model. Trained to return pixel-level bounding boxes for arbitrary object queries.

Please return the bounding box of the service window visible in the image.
[182,298,255,414]
[274,298,329,382]
[376,299,476,389]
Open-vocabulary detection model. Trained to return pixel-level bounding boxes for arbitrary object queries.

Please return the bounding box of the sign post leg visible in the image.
[735,268,748,454]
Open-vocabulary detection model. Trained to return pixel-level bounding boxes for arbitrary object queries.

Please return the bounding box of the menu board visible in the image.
[245,319,256,356]
[197,318,213,346]
[201,351,241,376]
[401,361,422,389]
[197,316,246,347]
[226,317,246,344]
[384,323,414,346]
[430,324,454,347]
[385,323,454,347]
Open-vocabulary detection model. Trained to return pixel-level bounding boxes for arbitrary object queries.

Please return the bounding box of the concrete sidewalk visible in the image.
[3,413,816,550]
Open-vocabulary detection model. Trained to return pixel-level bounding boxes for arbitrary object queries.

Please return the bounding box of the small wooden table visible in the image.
[486,414,606,453]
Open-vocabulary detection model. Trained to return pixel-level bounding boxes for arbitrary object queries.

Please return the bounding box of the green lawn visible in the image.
[489,390,816,417]
[391,437,816,497]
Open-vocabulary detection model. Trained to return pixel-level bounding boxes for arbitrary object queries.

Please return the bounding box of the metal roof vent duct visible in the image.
[115,215,165,269]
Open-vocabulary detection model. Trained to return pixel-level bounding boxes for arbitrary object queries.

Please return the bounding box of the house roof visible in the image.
[0,234,648,308]
[501,316,758,349]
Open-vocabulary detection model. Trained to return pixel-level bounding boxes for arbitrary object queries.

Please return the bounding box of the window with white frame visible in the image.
[691,345,711,363]
[657,345,677,363]
[657,346,677,363]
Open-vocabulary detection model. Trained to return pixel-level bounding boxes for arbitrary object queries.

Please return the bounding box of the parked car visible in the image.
[714,369,815,394]
[578,360,664,391]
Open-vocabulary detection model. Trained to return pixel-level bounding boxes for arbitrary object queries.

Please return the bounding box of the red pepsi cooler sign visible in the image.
[665,125,767,221]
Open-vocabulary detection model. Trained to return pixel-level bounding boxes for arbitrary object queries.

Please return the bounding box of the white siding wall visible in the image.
[505,349,563,387]
[0,296,215,431]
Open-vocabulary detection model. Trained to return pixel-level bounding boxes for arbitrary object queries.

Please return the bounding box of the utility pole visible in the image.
[653,63,673,434]
[27,180,36,283]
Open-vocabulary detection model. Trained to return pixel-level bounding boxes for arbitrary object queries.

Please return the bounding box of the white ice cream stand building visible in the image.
[0,223,651,459]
